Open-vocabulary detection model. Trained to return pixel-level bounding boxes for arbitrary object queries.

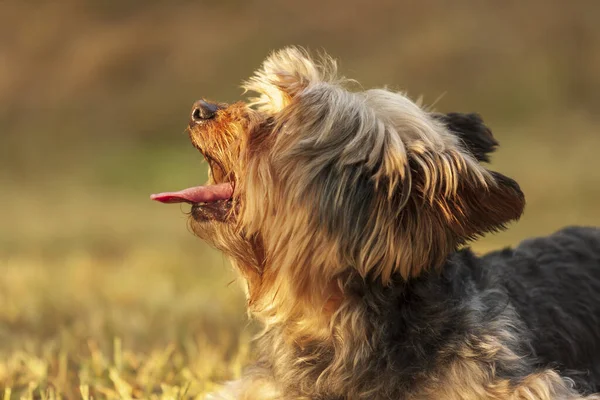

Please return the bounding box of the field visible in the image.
[1,1,600,399]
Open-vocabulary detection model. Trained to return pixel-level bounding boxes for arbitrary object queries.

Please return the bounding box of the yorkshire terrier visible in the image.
[152,47,600,399]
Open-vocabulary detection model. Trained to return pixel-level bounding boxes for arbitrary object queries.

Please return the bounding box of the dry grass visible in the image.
[0,182,256,400]
[1,154,252,398]
[1,159,251,398]
[0,249,249,400]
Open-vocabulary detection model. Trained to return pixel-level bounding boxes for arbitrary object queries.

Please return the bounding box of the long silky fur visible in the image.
[182,47,600,399]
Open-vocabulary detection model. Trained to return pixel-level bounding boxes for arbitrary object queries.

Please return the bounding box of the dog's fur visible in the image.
[175,48,600,399]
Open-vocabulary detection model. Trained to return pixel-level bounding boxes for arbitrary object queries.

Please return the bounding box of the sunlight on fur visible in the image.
[151,47,600,399]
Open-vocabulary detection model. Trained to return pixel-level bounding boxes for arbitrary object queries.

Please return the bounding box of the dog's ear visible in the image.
[391,111,524,278]
[335,91,526,280]
[354,139,525,281]
[243,47,339,114]
[407,155,525,250]
[422,112,523,243]
[431,112,498,162]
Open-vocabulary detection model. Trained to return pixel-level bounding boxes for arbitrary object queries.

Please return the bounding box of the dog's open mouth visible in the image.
[150,182,233,204]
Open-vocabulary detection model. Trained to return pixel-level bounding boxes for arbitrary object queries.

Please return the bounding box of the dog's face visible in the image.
[152,47,524,327]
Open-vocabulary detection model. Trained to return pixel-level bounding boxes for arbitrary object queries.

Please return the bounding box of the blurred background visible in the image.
[1,1,599,398]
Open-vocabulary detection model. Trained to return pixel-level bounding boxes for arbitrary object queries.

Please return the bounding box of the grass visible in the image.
[1,148,253,399]
[0,249,248,399]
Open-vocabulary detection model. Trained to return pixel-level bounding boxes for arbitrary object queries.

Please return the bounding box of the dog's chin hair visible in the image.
[189,215,265,301]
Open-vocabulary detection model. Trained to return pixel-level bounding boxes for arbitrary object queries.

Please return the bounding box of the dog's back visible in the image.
[484,227,600,393]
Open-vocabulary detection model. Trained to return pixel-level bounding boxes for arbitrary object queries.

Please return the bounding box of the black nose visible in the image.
[191,100,218,123]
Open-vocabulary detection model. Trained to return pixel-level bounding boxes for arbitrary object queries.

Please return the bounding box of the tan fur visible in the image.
[180,47,594,399]
[233,47,523,333]
[414,363,600,400]
[412,338,600,400]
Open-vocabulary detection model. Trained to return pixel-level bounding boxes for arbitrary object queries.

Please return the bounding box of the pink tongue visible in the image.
[150,183,234,204]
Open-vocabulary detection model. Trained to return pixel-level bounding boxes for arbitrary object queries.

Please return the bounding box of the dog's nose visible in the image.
[191,100,218,123]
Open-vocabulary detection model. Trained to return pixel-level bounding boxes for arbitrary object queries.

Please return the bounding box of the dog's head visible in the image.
[152,47,524,328]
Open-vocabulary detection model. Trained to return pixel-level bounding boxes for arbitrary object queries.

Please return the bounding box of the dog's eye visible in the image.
[191,100,218,123]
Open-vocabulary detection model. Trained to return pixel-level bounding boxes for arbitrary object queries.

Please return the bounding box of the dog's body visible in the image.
[241,227,600,400]
[490,227,600,391]
[152,48,600,399]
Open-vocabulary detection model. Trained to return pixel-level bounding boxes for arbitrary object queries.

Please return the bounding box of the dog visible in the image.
[151,47,600,399]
